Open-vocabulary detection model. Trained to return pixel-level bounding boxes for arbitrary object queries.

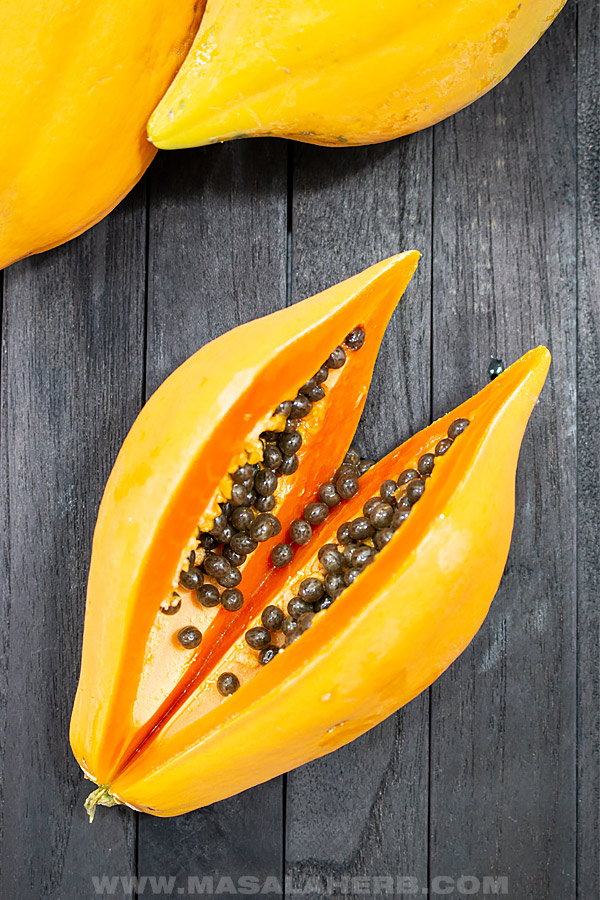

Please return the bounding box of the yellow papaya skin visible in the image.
[148,0,566,149]
[0,1,204,270]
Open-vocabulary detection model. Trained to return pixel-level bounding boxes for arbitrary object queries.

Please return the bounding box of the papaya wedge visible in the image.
[70,253,550,818]
[148,0,566,149]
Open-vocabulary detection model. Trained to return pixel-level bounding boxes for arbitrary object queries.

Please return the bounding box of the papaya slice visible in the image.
[70,252,550,818]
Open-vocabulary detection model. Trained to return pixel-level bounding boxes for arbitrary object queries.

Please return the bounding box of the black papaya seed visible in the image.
[160,592,182,615]
[336,472,359,500]
[288,597,313,618]
[278,453,299,476]
[299,379,325,402]
[255,468,278,496]
[344,568,361,586]
[271,543,294,568]
[223,545,246,567]
[245,626,271,650]
[221,588,244,611]
[379,480,397,503]
[318,481,341,507]
[324,573,344,598]
[281,615,298,636]
[274,400,292,418]
[406,478,426,504]
[397,468,419,486]
[313,364,329,384]
[297,612,314,632]
[298,577,324,603]
[249,514,275,542]
[374,528,394,550]
[392,508,411,528]
[179,567,203,591]
[218,566,242,589]
[357,458,375,476]
[230,532,258,555]
[448,417,470,439]
[255,494,277,512]
[336,522,352,544]
[177,626,202,649]
[344,326,366,350]
[279,431,302,455]
[435,437,453,457]
[326,346,346,369]
[217,672,240,695]
[263,443,283,470]
[289,393,312,419]
[348,517,374,541]
[196,584,220,608]
[314,596,334,613]
[261,605,284,632]
[318,544,344,574]
[304,501,329,525]
[290,518,312,545]
[203,553,231,579]
[417,453,435,476]
[258,646,279,666]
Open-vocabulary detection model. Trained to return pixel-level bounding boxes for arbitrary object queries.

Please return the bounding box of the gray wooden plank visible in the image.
[286,136,433,893]
[137,140,287,892]
[576,0,600,896]
[430,5,577,898]
[0,185,146,897]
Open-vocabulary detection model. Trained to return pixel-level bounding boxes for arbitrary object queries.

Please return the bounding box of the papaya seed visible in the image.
[179,568,203,591]
[418,453,435,477]
[435,437,453,457]
[177,626,202,649]
[217,672,240,696]
[290,519,312,545]
[344,326,366,351]
[196,584,220,607]
[448,417,470,439]
[261,605,284,632]
[221,588,244,612]
[304,501,329,525]
[326,346,346,369]
[271,543,294,568]
[258,646,279,666]
[160,592,182,615]
[245,626,272,650]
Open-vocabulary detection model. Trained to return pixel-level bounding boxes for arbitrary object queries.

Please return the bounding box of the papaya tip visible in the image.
[84,785,120,823]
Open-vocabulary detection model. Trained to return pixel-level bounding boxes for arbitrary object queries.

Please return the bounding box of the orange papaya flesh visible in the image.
[69,256,550,819]
[70,252,420,788]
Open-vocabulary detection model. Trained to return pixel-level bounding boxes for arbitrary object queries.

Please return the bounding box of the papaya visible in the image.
[0,1,204,270]
[148,0,566,150]
[70,252,550,818]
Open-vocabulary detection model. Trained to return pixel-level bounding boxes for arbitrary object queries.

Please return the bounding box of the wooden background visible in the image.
[0,1,598,897]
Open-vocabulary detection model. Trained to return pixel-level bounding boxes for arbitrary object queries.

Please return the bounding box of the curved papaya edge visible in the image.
[105,346,549,816]
[70,251,420,787]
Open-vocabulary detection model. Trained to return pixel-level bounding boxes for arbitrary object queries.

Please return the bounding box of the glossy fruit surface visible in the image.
[148,0,565,149]
[0,0,203,269]
[70,253,550,818]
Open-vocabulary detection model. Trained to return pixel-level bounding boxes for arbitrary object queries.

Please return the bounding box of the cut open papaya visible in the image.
[70,252,550,818]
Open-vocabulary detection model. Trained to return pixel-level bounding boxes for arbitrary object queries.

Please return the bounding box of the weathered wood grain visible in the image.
[430,5,577,898]
[285,135,433,893]
[137,141,288,893]
[576,0,600,896]
[0,186,146,897]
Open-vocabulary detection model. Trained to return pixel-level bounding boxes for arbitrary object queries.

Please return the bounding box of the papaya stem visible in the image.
[84,786,120,823]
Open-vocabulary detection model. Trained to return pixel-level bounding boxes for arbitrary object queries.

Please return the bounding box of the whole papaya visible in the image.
[149,0,566,149]
[0,1,203,269]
